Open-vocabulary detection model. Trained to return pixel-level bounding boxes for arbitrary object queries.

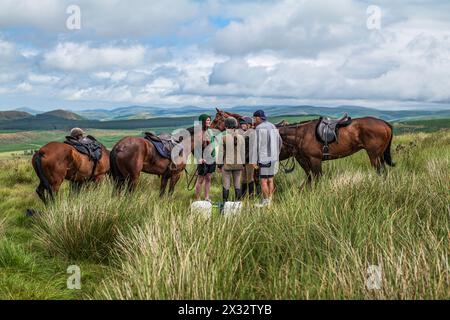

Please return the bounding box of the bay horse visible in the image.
[211,108,243,131]
[109,128,195,196]
[211,109,395,184]
[32,141,110,204]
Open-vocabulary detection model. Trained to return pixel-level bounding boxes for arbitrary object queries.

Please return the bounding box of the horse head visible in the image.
[211,108,226,131]
[211,109,244,131]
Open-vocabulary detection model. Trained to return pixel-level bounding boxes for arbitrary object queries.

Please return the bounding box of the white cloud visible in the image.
[28,73,60,84]
[213,0,368,57]
[43,42,147,71]
[0,0,200,37]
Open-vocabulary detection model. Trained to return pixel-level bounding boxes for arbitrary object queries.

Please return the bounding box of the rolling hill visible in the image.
[0,111,32,121]
[0,105,449,131]
[75,105,450,122]
[39,109,85,120]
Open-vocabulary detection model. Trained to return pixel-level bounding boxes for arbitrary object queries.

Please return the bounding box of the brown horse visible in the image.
[32,141,110,203]
[212,109,395,184]
[211,108,244,131]
[109,128,195,195]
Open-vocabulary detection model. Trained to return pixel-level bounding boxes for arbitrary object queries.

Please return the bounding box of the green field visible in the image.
[0,127,448,299]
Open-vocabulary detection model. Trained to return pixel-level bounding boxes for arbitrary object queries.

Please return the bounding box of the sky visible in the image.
[0,0,450,111]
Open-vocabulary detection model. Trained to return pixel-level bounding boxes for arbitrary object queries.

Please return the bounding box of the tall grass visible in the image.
[0,218,6,238]
[4,130,450,299]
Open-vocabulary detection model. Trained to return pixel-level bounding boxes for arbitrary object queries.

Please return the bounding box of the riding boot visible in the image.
[256,182,261,195]
[235,188,242,201]
[248,181,255,196]
[222,188,229,203]
[241,183,248,197]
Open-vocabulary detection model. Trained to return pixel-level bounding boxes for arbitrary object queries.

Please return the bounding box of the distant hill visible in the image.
[226,105,450,121]
[78,105,211,121]
[0,115,197,131]
[39,109,85,120]
[14,107,40,115]
[76,105,450,122]
[0,111,32,121]
[0,105,449,131]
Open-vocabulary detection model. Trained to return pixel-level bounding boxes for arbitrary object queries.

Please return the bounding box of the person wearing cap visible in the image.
[217,117,245,203]
[194,114,217,202]
[252,110,282,208]
[239,116,256,197]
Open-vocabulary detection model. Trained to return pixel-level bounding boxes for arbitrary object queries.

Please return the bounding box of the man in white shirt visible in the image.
[252,110,282,208]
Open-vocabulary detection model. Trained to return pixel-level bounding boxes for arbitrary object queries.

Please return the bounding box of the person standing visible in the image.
[194,114,217,202]
[252,110,282,208]
[218,117,245,203]
[239,117,256,197]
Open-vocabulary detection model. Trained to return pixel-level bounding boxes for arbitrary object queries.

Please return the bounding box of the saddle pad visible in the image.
[147,139,172,159]
[64,136,102,162]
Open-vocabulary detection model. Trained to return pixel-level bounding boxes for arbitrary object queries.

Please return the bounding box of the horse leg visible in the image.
[127,174,140,192]
[70,181,83,194]
[168,172,182,196]
[309,157,323,181]
[295,155,312,188]
[366,150,383,175]
[160,172,170,197]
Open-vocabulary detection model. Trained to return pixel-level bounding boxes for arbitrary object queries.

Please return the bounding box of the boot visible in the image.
[248,181,255,196]
[222,188,229,203]
[241,183,248,198]
[256,182,261,195]
[235,188,242,201]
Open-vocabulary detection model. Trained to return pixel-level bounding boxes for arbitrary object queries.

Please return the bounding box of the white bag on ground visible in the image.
[190,201,212,218]
[223,201,243,217]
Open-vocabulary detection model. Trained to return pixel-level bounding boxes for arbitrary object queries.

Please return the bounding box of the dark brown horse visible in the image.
[32,141,110,203]
[109,128,195,195]
[212,109,395,184]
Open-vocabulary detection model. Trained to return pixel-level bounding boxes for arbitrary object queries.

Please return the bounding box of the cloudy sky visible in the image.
[0,0,449,111]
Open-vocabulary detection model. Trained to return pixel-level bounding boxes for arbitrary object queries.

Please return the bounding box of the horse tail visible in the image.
[32,151,54,199]
[109,147,125,185]
[383,122,395,167]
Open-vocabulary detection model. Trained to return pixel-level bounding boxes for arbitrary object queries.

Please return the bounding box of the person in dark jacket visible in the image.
[194,114,217,202]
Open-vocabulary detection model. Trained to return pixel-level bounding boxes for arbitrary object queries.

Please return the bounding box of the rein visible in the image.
[185,167,198,191]
[280,124,301,174]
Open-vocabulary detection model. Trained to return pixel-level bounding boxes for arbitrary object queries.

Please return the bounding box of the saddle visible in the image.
[64,135,103,162]
[64,135,103,180]
[144,132,183,161]
[316,113,352,159]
